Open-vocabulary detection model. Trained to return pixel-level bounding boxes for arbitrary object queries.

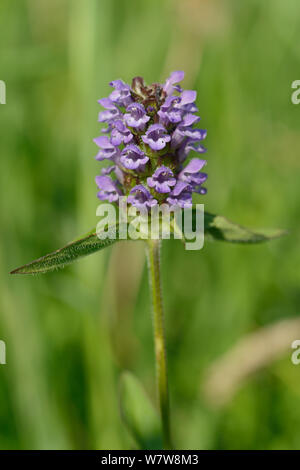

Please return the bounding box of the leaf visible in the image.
[119,371,162,450]
[10,225,121,275]
[203,211,287,243]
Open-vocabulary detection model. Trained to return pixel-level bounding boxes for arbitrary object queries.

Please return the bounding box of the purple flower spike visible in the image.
[94,136,119,161]
[111,120,133,146]
[124,103,150,130]
[120,144,149,170]
[95,175,122,203]
[147,166,176,193]
[167,181,193,208]
[163,71,185,96]
[142,124,171,151]
[94,71,208,207]
[109,80,133,107]
[179,158,207,186]
[127,185,158,209]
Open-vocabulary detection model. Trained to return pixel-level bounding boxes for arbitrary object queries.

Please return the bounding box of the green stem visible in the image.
[146,239,172,450]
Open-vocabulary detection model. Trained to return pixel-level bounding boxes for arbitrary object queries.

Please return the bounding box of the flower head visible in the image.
[94,71,207,208]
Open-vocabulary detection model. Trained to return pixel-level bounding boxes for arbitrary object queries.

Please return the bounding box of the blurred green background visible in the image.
[0,0,300,450]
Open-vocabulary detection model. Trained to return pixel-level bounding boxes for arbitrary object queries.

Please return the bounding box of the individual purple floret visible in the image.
[109,80,133,108]
[178,139,207,162]
[95,175,122,203]
[171,113,204,149]
[147,166,176,193]
[167,181,193,208]
[142,124,171,151]
[124,103,150,130]
[98,98,121,124]
[158,96,182,127]
[127,185,158,209]
[178,158,208,187]
[178,90,197,107]
[120,144,149,170]
[163,71,185,96]
[94,70,208,210]
[111,120,133,146]
[94,136,119,161]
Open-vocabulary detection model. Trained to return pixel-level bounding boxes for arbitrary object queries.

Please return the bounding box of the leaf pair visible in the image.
[10,209,286,275]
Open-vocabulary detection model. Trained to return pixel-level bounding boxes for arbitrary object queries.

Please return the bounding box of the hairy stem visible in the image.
[146,239,172,450]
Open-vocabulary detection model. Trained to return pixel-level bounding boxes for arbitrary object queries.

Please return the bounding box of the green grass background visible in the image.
[0,0,300,449]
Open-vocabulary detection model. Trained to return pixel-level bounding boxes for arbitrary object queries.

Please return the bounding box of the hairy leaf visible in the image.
[10,226,120,275]
[203,211,287,243]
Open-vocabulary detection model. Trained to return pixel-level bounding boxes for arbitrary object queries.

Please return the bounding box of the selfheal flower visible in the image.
[94,136,119,161]
[94,71,207,209]
[167,181,193,208]
[178,139,207,162]
[178,90,197,107]
[109,80,132,107]
[171,127,206,149]
[120,144,149,170]
[124,103,150,130]
[173,90,198,114]
[158,96,182,127]
[178,158,207,187]
[171,113,204,149]
[98,98,121,123]
[163,70,185,96]
[127,185,158,209]
[111,120,133,146]
[95,175,122,203]
[147,166,176,193]
[142,124,171,151]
